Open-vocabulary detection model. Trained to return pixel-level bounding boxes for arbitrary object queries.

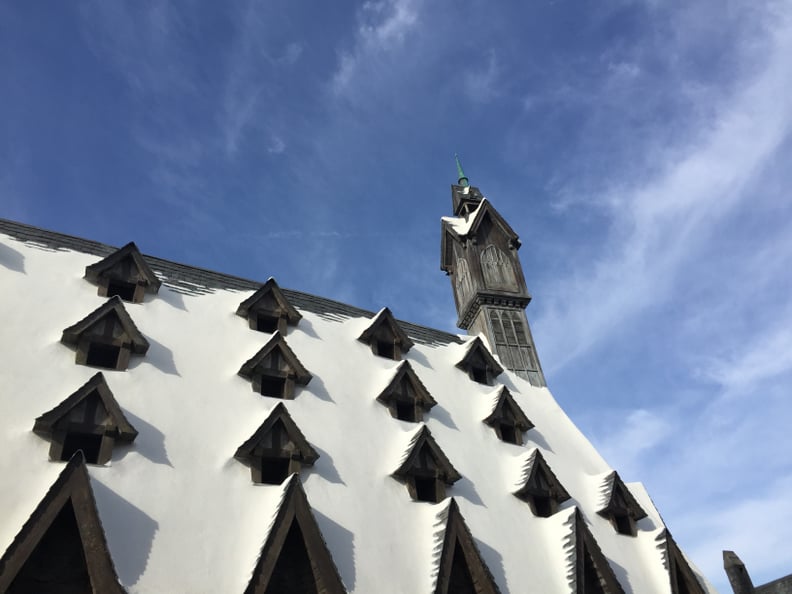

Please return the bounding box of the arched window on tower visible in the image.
[455,258,474,307]
[480,245,516,289]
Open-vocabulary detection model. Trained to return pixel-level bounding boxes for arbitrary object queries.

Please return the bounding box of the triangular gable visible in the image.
[376,361,437,421]
[483,387,533,433]
[657,530,706,594]
[596,471,648,534]
[0,453,125,593]
[440,200,520,271]
[235,402,319,483]
[238,332,312,385]
[394,425,461,485]
[244,475,345,594]
[84,242,161,301]
[456,337,504,383]
[433,498,501,594]
[61,296,150,354]
[564,508,625,594]
[358,307,414,358]
[34,372,138,442]
[236,278,302,333]
[514,449,570,516]
[462,200,520,245]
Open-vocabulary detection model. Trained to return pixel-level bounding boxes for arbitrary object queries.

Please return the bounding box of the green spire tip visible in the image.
[455,153,469,187]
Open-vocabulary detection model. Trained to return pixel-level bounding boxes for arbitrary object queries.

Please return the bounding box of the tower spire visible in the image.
[455,154,469,187]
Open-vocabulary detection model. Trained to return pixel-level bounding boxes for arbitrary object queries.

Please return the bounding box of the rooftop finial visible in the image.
[455,154,469,187]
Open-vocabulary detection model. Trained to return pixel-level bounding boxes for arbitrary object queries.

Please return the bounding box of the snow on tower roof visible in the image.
[0,220,715,593]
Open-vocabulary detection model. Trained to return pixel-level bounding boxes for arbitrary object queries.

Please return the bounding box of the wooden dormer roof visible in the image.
[234,402,319,466]
[236,277,302,325]
[483,386,533,432]
[84,241,161,293]
[238,331,312,385]
[358,307,414,355]
[33,372,137,442]
[394,425,461,485]
[61,296,150,354]
[456,336,504,380]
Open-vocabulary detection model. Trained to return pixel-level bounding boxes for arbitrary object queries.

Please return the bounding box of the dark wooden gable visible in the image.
[234,402,319,484]
[238,332,312,398]
[569,509,625,594]
[657,530,706,594]
[483,386,533,445]
[514,449,570,517]
[0,453,126,593]
[33,372,138,465]
[244,475,345,594]
[375,361,437,422]
[84,242,161,303]
[358,307,414,360]
[596,471,647,536]
[440,200,521,273]
[451,183,485,217]
[434,498,501,594]
[61,296,150,371]
[456,337,504,384]
[236,278,302,335]
[393,425,461,502]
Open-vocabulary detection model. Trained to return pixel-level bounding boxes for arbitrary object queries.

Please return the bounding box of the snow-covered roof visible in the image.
[0,220,714,593]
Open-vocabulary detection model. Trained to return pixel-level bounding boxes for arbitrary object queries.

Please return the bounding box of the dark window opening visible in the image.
[85,343,120,369]
[395,401,416,422]
[613,513,635,536]
[532,495,553,518]
[260,376,286,398]
[470,366,489,384]
[260,458,291,485]
[61,433,103,464]
[7,502,91,594]
[448,541,476,594]
[376,340,396,359]
[583,549,606,594]
[256,314,280,333]
[266,521,318,594]
[107,279,137,302]
[499,423,518,444]
[414,477,438,502]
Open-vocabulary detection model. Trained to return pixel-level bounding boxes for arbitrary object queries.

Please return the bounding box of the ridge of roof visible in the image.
[0,218,462,347]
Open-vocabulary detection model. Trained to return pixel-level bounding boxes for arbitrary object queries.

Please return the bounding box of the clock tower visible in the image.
[441,158,546,386]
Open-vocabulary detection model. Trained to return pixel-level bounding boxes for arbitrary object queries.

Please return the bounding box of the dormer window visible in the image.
[376,361,437,422]
[569,509,627,593]
[483,386,533,445]
[256,313,280,333]
[236,278,302,335]
[514,450,570,517]
[456,336,503,385]
[60,297,150,371]
[393,426,461,503]
[84,242,161,303]
[358,307,414,361]
[33,373,138,465]
[234,403,319,485]
[238,332,312,399]
[597,471,647,536]
[376,338,396,359]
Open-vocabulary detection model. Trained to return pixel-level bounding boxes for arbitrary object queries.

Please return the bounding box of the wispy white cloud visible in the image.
[331,0,421,96]
[463,50,500,104]
[536,3,792,372]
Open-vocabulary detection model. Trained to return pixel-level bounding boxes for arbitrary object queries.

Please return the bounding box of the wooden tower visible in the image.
[441,158,546,386]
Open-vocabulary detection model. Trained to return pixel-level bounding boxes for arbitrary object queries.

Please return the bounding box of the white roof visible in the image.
[0,231,714,593]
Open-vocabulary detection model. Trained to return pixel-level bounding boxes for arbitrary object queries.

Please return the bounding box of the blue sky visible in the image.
[2,1,791,589]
